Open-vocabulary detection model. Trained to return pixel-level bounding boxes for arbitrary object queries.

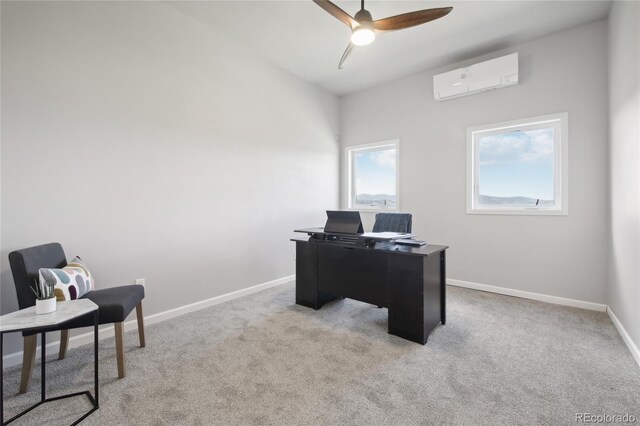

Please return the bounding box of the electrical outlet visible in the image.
[135,278,146,287]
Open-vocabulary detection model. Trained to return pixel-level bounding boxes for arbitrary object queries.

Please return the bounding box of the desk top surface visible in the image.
[375,243,448,257]
[294,227,414,241]
[0,299,98,333]
[292,238,448,257]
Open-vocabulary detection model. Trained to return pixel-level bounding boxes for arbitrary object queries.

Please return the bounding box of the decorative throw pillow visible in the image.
[67,256,95,292]
[39,256,95,301]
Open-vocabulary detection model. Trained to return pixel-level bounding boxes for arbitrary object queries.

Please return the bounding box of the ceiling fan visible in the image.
[313,0,453,69]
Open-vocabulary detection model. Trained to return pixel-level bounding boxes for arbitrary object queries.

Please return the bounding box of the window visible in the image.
[467,113,568,215]
[346,140,399,211]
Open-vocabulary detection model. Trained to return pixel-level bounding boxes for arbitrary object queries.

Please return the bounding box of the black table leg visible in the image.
[1,333,4,426]
[69,310,99,426]
[41,332,46,402]
[440,251,446,325]
[3,309,99,425]
[94,310,99,408]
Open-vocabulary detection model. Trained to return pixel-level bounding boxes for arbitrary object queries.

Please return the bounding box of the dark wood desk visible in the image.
[292,238,448,344]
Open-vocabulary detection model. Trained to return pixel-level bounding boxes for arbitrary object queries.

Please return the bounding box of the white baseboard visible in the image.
[2,274,294,369]
[6,275,636,371]
[607,306,640,368]
[448,279,640,367]
[447,278,607,312]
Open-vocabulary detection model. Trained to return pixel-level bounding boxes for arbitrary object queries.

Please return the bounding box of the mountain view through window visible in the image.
[353,147,396,209]
[478,127,555,207]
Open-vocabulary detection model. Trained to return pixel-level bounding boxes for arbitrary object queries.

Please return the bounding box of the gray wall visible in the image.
[340,21,609,303]
[1,2,339,356]
[608,2,640,351]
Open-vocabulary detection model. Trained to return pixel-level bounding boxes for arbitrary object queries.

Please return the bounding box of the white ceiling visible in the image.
[168,1,611,95]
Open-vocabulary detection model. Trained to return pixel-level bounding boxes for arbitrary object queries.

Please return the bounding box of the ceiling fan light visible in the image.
[351,26,375,46]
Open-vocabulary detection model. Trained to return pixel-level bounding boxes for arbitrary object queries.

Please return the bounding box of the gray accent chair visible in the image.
[9,242,146,393]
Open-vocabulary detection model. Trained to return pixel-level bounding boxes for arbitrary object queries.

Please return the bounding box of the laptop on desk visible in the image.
[324,210,364,235]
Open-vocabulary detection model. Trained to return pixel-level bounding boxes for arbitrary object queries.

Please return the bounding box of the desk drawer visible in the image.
[317,245,388,307]
[388,254,441,344]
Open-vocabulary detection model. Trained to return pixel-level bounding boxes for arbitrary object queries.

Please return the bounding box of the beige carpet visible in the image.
[2,283,639,425]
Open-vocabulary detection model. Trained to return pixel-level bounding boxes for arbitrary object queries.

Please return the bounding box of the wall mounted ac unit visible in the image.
[433,53,519,101]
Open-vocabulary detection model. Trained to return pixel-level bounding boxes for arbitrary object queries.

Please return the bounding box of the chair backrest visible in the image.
[9,243,67,309]
[372,213,413,234]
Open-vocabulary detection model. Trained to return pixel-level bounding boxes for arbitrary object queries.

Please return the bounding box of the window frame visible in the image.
[466,112,569,216]
[344,140,400,212]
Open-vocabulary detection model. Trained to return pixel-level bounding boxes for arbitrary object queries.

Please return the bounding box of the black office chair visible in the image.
[9,242,146,393]
[372,213,412,233]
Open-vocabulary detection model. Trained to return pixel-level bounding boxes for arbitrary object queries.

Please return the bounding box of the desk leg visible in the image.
[440,251,446,325]
[296,242,337,309]
[40,332,46,402]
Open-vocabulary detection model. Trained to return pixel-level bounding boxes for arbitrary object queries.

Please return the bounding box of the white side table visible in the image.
[1,299,99,425]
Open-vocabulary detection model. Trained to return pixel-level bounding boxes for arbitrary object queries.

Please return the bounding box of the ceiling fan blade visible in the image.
[373,7,453,32]
[313,0,358,29]
[338,43,355,69]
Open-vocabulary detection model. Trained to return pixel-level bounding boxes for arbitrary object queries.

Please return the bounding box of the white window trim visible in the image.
[466,112,569,216]
[344,140,400,212]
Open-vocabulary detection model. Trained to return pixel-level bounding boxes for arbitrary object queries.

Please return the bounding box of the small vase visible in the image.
[35,298,56,315]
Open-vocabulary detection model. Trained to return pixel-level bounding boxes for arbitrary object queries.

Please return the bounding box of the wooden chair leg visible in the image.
[59,329,70,360]
[136,302,146,348]
[115,322,125,378]
[19,335,37,394]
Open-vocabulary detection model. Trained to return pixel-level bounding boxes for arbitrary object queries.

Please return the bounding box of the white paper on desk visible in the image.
[361,232,413,239]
